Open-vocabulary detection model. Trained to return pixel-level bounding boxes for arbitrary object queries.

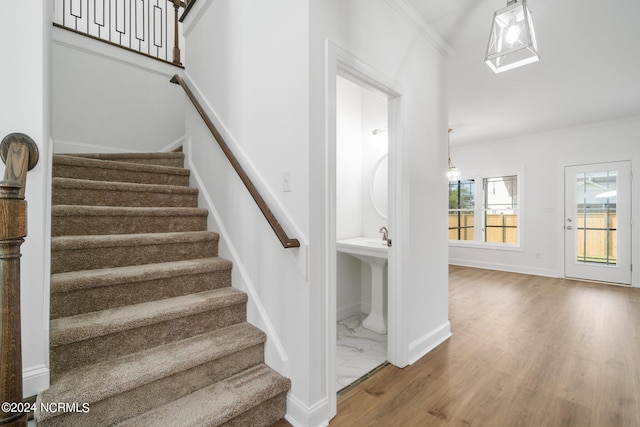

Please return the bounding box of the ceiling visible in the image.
[407,0,640,146]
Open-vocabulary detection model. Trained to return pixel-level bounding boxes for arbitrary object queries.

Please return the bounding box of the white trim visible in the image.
[179,72,308,279]
[408,321,452,365]
[449,167,525,248]
[285,395,329,427]
[384,0,455,58]
[449,258,560,278]
[185,139,290,364]
[325,39,409,420]
[160,137,188,153]
[23,365,50,399]
[180,0,215,38]
[52,26,180,78]
[53,138,140,154]
[337,302,362,322]
[448,241,525,252]
[53,137,187,155]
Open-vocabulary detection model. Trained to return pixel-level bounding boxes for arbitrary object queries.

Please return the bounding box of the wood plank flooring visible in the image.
[328,266,640,426]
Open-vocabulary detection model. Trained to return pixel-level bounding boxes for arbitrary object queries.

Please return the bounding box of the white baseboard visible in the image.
[53,138,140,154]
[360,302,371,315]
[53,137,187,154]
[337,302,361,322]
[449,258,560,278]
[408,321,452,365]
[23,365,49,398]
[160,137,187,153]
[285,394,329,427]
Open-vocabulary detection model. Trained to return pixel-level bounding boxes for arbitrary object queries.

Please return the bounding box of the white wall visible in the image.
[51,27,185,153]
[182,1,451,425]
[449,117,640,288]
[310,0,452,423]
[0,0,52,398]
[180,0,313,424]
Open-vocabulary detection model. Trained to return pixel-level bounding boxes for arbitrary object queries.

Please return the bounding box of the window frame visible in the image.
[448,168,524,251]
[448,178,476,242]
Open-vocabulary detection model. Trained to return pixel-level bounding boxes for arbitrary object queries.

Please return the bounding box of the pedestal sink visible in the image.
[336,237,388,334]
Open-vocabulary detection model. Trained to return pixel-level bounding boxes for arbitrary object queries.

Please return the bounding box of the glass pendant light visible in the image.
[447,128,461,182]
[485,0,539,73]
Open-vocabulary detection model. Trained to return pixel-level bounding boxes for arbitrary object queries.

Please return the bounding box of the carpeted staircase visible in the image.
[35,152,290,426]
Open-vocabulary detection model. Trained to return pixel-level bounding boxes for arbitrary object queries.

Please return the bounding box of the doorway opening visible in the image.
[335,75,389,393]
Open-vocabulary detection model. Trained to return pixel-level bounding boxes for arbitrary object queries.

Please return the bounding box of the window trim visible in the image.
[448,168,525,249]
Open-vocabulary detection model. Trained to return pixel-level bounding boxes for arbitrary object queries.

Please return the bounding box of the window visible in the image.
[483,175,518,244]
[448,174,520,246]
[448,179,475,241]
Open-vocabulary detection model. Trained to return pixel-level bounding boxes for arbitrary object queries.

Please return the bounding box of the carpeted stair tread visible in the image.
[53,155,190,185]
[52,230,218,250]
[51,258,232,294]
[53,154,189,176]
[52,177,199,207]
[50,258,233,318]
[37,322,267,422]
[51,231,219,273]
[52,205,207,217]
[117,364,290,427]
[43,149,291,425]
[51,205,209,235]
[67,152,185,167]
[50,287,247,347]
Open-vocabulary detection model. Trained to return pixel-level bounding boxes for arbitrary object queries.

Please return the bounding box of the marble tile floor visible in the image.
[336,313,387,392]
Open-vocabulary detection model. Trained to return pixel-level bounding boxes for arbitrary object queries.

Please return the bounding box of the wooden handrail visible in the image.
[0,133,39,427]
[170,75,300,249]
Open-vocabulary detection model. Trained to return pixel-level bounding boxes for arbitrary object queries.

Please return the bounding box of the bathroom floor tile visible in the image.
[336,313,387,392]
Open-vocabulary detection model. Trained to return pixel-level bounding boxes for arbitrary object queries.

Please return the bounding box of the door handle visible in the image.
[566,225,573,230]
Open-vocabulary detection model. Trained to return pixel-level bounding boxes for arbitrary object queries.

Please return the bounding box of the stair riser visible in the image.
[40,344,264,427]
[51,270,232,319]
[51,302,247,379]
[52,214,208,236]
[51,239,218,274]
[71,156,185,168]
[223,393,288,427]
[53,164,189,186]
[52,187,199,208]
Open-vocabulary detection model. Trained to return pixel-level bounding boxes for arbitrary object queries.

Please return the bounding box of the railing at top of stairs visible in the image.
[53,0,189,67]
[0,133,39,427]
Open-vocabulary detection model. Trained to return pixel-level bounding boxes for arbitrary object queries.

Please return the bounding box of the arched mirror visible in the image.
[370,154,388,219]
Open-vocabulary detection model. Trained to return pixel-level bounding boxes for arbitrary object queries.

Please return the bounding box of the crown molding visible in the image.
[385,0,455,58]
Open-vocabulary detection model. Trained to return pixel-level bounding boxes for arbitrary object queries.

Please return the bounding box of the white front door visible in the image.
[564,161,632,285]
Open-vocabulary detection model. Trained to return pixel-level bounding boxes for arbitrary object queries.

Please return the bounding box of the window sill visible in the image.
[448,241,524,252]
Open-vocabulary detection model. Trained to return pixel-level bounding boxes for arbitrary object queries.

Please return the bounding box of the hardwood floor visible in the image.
[329,266,640,426]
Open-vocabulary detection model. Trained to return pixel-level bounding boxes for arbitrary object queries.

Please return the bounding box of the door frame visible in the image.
[563,161,632,285]
[325,41,407,418]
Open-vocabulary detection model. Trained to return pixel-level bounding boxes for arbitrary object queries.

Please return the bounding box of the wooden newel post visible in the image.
[0,133,39,427]
[172,0,183,66]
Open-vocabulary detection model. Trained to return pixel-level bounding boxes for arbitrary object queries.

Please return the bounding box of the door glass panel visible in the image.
[575,170,617,265]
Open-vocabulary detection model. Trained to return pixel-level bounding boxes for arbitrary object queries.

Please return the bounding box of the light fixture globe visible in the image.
[447,128,461,182]
[485,0,539,73]
[447,166,462,182]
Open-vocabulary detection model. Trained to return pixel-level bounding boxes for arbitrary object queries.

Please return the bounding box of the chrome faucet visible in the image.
[379,226,389,243]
